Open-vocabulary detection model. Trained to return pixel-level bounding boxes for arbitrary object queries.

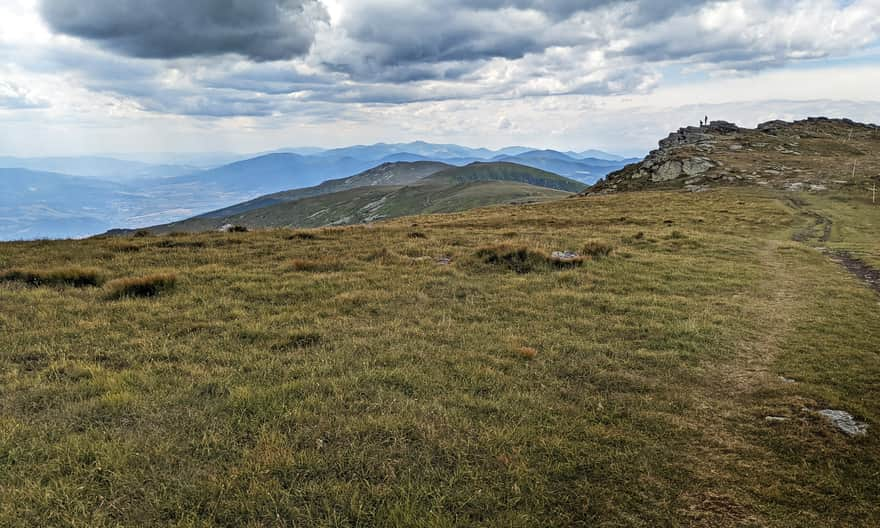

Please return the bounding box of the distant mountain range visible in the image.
[128,162,586,234]
[0,141,635,240]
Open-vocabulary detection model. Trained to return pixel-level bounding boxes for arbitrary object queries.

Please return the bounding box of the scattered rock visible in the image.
[778,376,796,384]
[729,144,744,151]
[551,251,580,261]
[436,256,452,265]
[765,416,788,423]
[757,120,789,135]
[818,409,868,436]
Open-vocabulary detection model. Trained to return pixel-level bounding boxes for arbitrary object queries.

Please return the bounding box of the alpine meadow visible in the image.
[2,1,880,526]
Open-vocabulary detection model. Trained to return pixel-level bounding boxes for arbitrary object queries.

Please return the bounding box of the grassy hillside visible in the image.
[428,161,588,192]
[195,161,452,220]
[138,162,580,233]
[147,180,570,232]
[1,185,878,526]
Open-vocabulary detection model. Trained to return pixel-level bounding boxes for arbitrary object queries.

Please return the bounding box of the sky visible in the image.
[1,0,879,157]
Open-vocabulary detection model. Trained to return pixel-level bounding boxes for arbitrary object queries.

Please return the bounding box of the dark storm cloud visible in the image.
[331,0,713,68]
[39,0,328,61]
[315,0,721,84]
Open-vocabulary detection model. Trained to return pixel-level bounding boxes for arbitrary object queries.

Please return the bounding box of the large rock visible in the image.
[682,157,715,176]
[651,161,683,182]
[704,120,740,134]
[659,127,713,149]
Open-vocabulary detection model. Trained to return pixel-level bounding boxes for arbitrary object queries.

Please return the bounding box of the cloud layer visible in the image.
[0,0,876,155]
[29,0,880,114]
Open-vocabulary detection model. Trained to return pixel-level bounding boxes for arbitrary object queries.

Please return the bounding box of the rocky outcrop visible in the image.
[582,117,880,195]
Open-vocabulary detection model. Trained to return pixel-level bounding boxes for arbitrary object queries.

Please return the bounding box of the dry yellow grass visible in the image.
[518,346,539,360]
[0,187,878,526]
[288,257,344,272]
[104,273,177,299]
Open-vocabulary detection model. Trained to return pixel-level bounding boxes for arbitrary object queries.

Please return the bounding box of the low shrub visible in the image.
[226,225,249,233]
[363,247,408,265]
[407,231,427,239]
[112,243,141,253]
[582,239,615,258]
[104,273,177,299]
[0,267,104,287]
[154,240,205,249]
[475,245,551,274]
[132,230,152,238]
[285,231,318,241]
[273,332,323,351]
[289,258,343,272]
[548,254,586,269]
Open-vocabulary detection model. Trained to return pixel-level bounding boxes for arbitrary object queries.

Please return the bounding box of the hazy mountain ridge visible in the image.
[0,156,198,181]
[1,142,628,240]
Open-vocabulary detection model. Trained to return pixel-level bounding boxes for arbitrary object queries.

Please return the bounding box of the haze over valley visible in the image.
[0,144,633,240]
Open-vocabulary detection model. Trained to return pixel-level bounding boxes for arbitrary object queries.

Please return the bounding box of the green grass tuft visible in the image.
[104,273,177,299]
[582,239,615,258]
[0,267,104,287]
[285,230,318,240]
[475,245,555,273]
[289,257,343,272]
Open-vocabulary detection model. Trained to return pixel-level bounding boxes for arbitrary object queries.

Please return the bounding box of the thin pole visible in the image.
[852,162,857,179]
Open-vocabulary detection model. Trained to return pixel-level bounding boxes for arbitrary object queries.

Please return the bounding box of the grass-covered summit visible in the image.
[134,161,584,233]
[425,161,588,192]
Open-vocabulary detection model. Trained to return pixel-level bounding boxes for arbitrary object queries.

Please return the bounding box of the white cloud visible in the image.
[0,0,877,155]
